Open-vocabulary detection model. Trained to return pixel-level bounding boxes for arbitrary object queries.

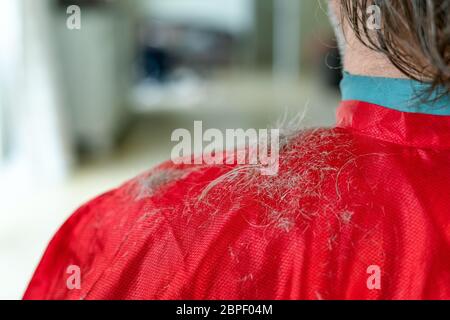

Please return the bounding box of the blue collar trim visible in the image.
[340,72,450,116]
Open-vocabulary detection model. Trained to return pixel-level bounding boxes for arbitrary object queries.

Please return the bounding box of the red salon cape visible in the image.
[24,100,450,300]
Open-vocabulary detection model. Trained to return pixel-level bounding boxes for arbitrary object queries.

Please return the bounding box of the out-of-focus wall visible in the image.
[0,0,22,163]
[53,3,134,155]
[140,0,255,33]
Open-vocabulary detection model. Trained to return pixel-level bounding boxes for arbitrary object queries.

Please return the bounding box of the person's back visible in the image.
[24,0,450,300]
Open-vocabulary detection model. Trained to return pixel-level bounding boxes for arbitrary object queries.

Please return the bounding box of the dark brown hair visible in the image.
[340,0,450,95]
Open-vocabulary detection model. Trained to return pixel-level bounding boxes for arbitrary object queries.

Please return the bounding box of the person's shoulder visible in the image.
[82,126,358,232]
[49,125,361,246]
[24,127,363,299]
[120,127,354,199]
[41,125,358,248]
[114,126,360,233]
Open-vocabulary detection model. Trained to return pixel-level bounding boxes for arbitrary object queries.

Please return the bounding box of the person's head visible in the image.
[329,0,450,94]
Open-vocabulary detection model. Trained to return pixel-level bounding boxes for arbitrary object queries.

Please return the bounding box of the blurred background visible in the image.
[0,0,341,299]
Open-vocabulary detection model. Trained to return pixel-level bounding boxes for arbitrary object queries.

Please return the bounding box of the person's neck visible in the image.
[342,29,408,79]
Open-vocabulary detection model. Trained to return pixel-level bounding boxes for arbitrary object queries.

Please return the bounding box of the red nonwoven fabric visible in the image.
[24,101,450,300]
